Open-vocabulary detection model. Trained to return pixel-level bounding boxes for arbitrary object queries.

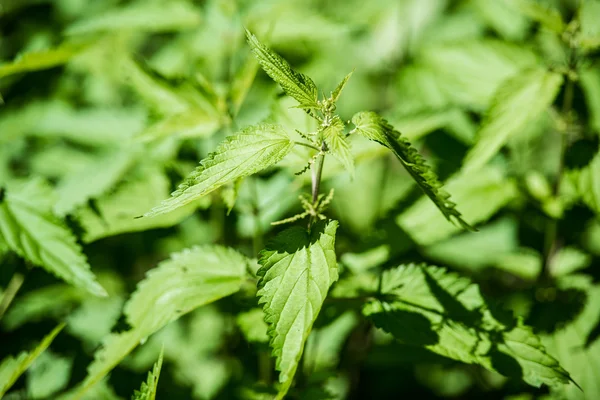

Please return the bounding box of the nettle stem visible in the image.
[540,74,575,281]
[309,143,326,227]
[0,272,25,320]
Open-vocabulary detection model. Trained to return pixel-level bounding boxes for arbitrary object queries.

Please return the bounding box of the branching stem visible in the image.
[309,143,326,227]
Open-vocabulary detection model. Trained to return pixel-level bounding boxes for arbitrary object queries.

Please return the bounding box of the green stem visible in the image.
[0,272,25,320]
[309,145,326,228]
[258,349,272,384]
[294,141,320,151]
[540,77,574,281]
[251,177,264,255]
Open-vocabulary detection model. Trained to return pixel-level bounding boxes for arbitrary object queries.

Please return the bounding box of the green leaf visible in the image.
[237,308,269,344]
[577,0,600,50]
[132,350,163,400]
[65,1,201,35]
[27,350,72,400]
[363,264,571,388]
[330,71,353,103]
[144,123,293,217]
[135,107,221,143]
[76,166,197,242]
[257,220,339,399]
[463,68,563,173]
[542,275,600,399]
[579,67,600,133]
[473,0,530,40]
[78,245,247,395]
[415,40,538,111]
[322,116,354,176]
[54,149,135,216]
[0,180,107,297]
[397,165,518,245]
[246,30,319,109]
[0,43,87,79]
[508,0,565,32]
[351,111,473,231]
[569,152,600,214]
[0,324,65,397]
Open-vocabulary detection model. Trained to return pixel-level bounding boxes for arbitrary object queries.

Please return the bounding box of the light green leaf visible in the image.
[389,108,477,144]
[0,324,65,397]
[54,149,135,216]
[76,166,196,242]
[330,71,353,103]
[131,350,163,400]
[416,40,538,110]
[397,165,518,245]
[463,68,563,172]
[2,284,84,330]
[542,275,600,399]
[78,246,247,396]
[577,0,600,50]
[322,116,354,176]
[237,308,269,344]
[549,247,592,277]
[246,30,319,109]
[304,311,359,373]
[0,43,86,79]
[135,107,221,143]
[473,0,530,40]
[570,152,600,214]
[65,1,201,35]
[257,220,339,399]
[352,111,472,231]
[144,123,293,217]
[364,264,571,388]
[27,350,72,400]
[579,67,600,133]
[0,180,107,297]
[507,0,565,32]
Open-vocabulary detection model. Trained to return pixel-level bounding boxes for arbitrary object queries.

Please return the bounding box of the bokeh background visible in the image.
[1,0,600,399]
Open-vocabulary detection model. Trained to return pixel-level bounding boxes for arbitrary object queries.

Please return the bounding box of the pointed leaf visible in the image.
[578,0,600,50]
[322,116,354,176]
[257,220,339,399]
[0,44,87,79]
[463,68,563,172]
[132,349,163,400]
[246,30,319,109]
[0,324,65,397]
[364,264,571,388]
[331,71,353,103]
[76,166,196,242]
[397,165,518,245]
[0,180,107,296]
[352,111,472,230]
[78,245,247,395]
[144,123,293,217]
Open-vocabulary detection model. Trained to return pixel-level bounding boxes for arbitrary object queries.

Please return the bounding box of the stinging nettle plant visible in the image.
[3,0,600,396]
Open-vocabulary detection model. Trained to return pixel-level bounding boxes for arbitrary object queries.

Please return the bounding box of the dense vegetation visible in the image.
[1,0,600,399]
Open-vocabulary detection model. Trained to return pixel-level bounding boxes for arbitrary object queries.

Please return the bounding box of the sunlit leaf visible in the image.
[131,350,163,400]
[397,165,518,245]
[0,43,87,79]
[463,67,563,172]
[27,350,72,400]
[364,264,571,388]
[257,220,339,399]
[65,1,201,35]
[0,180,107,296]
[570,152,600,215]
[580,67,600,134]
[352,111,473,230]
[322,115,354,176]
[247,30,319,110]
[78,246,248,396]
[507,0,565,32]
[144,123,293,217]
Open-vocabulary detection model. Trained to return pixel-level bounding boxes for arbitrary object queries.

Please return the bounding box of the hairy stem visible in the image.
[309,144,326,227]
[0,272,25,320]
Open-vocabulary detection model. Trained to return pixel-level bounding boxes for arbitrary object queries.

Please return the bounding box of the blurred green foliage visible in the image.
[1,0,600,399]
